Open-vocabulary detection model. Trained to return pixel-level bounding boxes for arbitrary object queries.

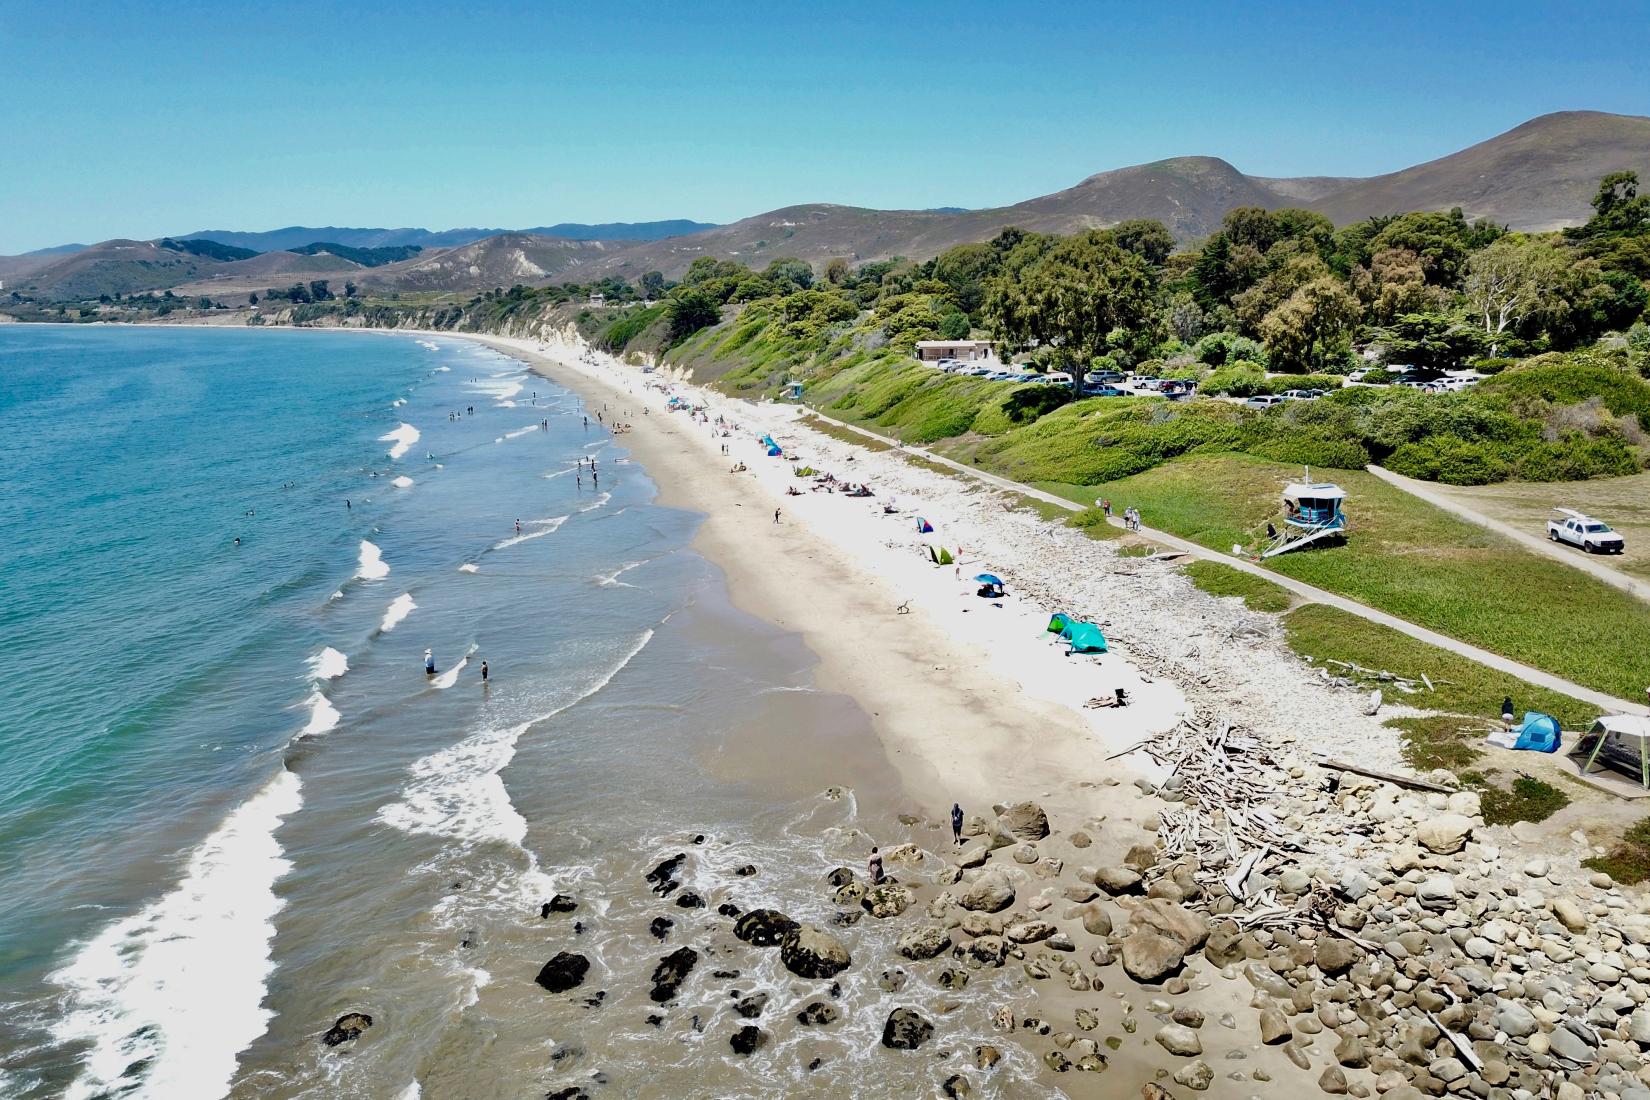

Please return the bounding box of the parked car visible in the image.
[985,371,1016,381]
[1244,395,1285,410]
[1085,370,1125,385]
[1279,389,1319,401]
[966,366,995,376]
[1042,371,1075,387]
[1082,385,1128,397]
[1547,509,1626,554]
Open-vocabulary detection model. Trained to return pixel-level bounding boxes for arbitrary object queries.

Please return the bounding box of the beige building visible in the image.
[914,339,995,363]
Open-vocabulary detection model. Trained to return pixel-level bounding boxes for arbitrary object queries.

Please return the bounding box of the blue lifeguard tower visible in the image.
[1261,472,1347,558]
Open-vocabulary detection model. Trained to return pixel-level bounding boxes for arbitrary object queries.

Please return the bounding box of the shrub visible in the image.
[1202,361,1269,397]
[1193,331,1267,367]
[1471,357,1517,375]
[1385,437,1514,484]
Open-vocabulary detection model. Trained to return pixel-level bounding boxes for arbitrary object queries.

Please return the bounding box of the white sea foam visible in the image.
[380,593,416,632]
[307,647,349,682]
[392,475,415,489]
[356,540,390,581]
[578,492,612,513]
[583,439,608,450]
[416,339,439,351]
[435,365,451,372]
[491,515,567,550]
[501,424,539,441]
[51,770,303,1100]
[392,398,406,408]
[380,630,653,848]
[328,589,344,602]
[542,467,575,480]
[468,374,523,405]
[596,560,646,588]
[380,423,421,460]
[429,644,476,690]
[458,563,479,574]
[301,690,341,735]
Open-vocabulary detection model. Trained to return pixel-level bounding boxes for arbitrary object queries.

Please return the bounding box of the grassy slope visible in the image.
[1087,453,1650,699]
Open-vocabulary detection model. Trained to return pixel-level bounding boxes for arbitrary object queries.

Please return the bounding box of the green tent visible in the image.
[1061,620,1108,653]
[1047,613,1072,634]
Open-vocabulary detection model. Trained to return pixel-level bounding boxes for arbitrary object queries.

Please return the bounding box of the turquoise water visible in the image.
[0,326,1028,1100]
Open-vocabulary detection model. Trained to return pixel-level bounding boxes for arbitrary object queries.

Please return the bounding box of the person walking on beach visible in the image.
[774,508,781,524]
[951,803,964,845]
[867,846,885,886]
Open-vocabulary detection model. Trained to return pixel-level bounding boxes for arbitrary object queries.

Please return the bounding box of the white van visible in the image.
[1043,371,1075,388]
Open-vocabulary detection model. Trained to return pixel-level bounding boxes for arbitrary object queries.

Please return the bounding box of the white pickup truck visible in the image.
[1547,508,1626,554]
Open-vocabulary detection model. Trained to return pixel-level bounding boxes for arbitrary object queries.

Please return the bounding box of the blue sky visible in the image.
[1,0,1646,253]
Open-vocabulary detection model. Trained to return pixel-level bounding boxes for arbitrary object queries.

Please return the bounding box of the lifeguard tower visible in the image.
[1261,472,1347,558]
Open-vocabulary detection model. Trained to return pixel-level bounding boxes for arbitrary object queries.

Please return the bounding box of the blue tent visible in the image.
[760,434,777,449]
[1512,712,1561,753]
[766,445,783,456]
[916,517,934,533]
[1061,620,1108,653]
[974,574,1003,586]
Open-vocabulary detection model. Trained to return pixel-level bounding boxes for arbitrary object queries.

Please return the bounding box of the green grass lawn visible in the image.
[1091,453,1650,701]
[1183,560,1293,612]
[1282,604,1600,729]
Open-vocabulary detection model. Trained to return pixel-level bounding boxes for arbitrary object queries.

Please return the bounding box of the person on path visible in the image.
[1101,499,1111,518]
[867,847,885,885]
[951,803,964,845]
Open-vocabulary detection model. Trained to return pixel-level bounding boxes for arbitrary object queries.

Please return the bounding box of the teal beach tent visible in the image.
[1047,613,1072,634]
[1062,621,1108,653]
[1511,712,1561,753]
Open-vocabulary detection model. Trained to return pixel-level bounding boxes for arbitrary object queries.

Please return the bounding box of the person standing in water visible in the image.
[867,846,885,885]
[480,660,489,684]
[951,803,964,845]
[424,649,436,676]
[515,518,522,534]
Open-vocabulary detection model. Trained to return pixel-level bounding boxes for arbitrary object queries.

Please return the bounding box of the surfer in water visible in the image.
[424,649,436,676]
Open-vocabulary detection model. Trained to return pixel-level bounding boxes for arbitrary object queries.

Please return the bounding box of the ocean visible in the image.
[0,326,1043,1099]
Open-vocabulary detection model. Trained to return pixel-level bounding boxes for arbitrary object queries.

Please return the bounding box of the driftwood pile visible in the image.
[1141,717,1313,915]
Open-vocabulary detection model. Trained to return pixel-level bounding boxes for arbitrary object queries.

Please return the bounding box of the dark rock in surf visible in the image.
[779,925,852,980]
[712,969,740,979]
[648,947,699,1003]
[797,1001,839,1026]
[535,953,590,994]
[881,1007,934,1050]
[717,902,741,918]
[322,1012,372,1046]
[735,864,757,877]
[730,1025,767,1056]
[545,1089,589,1100]
[649,916,673,940]
[540,895,577,917]
[675,891,705,909]
[734,991,768,1018]
[733,908,798,947]
[646,853,686,896]
[826,866,858,888]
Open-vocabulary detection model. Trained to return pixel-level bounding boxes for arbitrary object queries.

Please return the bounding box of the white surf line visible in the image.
[356,540,390,581]
[380,423,421,461]
[52,769,304,1100]
[430,643,478,690]
[380,593,417,632]
[492,515,568,550]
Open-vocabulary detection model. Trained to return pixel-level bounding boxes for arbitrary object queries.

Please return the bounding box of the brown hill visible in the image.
[356,233,617,293]
[14,240,237,300]
[1307,111,1650,230]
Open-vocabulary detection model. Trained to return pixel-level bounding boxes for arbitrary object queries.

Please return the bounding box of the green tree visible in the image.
[932,242,999,316]
[1370,210,1474,286]
[822,257,851,286]
[639,270,666,299]
[1376,313,1487,370]
[1463,234,1571,354]
[1259,276,1361,372]
[665,288,721,344]
[1110,219,1174,266]
[984,229,1155,365]
[763,257,814,293]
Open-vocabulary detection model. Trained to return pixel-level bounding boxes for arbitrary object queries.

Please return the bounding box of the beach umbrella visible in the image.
[974,573,1003,586]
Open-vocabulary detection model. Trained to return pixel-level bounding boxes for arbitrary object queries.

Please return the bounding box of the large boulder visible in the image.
[729,1025,766,1056]
[996,801,1050,842]
[734,908,799,947]
[1121,900,1210,983]
[535,952,590,993]
[1416,815,1474,855]
[1005,920,1056,944]
[958,871,1015,913]
[780,925,852,979]
[648,947,698,1003]
[881,1007,935,1050]
[897,926,952,960]
[322,1012,372,1046]
[1093,866,1144,895]
[796,1001,839,1026]
[862,883,914,919]
[962,935,1008,968]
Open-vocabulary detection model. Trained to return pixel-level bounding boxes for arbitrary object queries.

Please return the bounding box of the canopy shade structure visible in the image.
[1576,715,1650,789]
[1047,613,1072,634]
[916,517,934,533]
[1061,621,1108,653]
[975,574,1003,586]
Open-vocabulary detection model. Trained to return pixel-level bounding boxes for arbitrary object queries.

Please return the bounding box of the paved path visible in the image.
[807,411,1642,715]
[1368,465,1649,606]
